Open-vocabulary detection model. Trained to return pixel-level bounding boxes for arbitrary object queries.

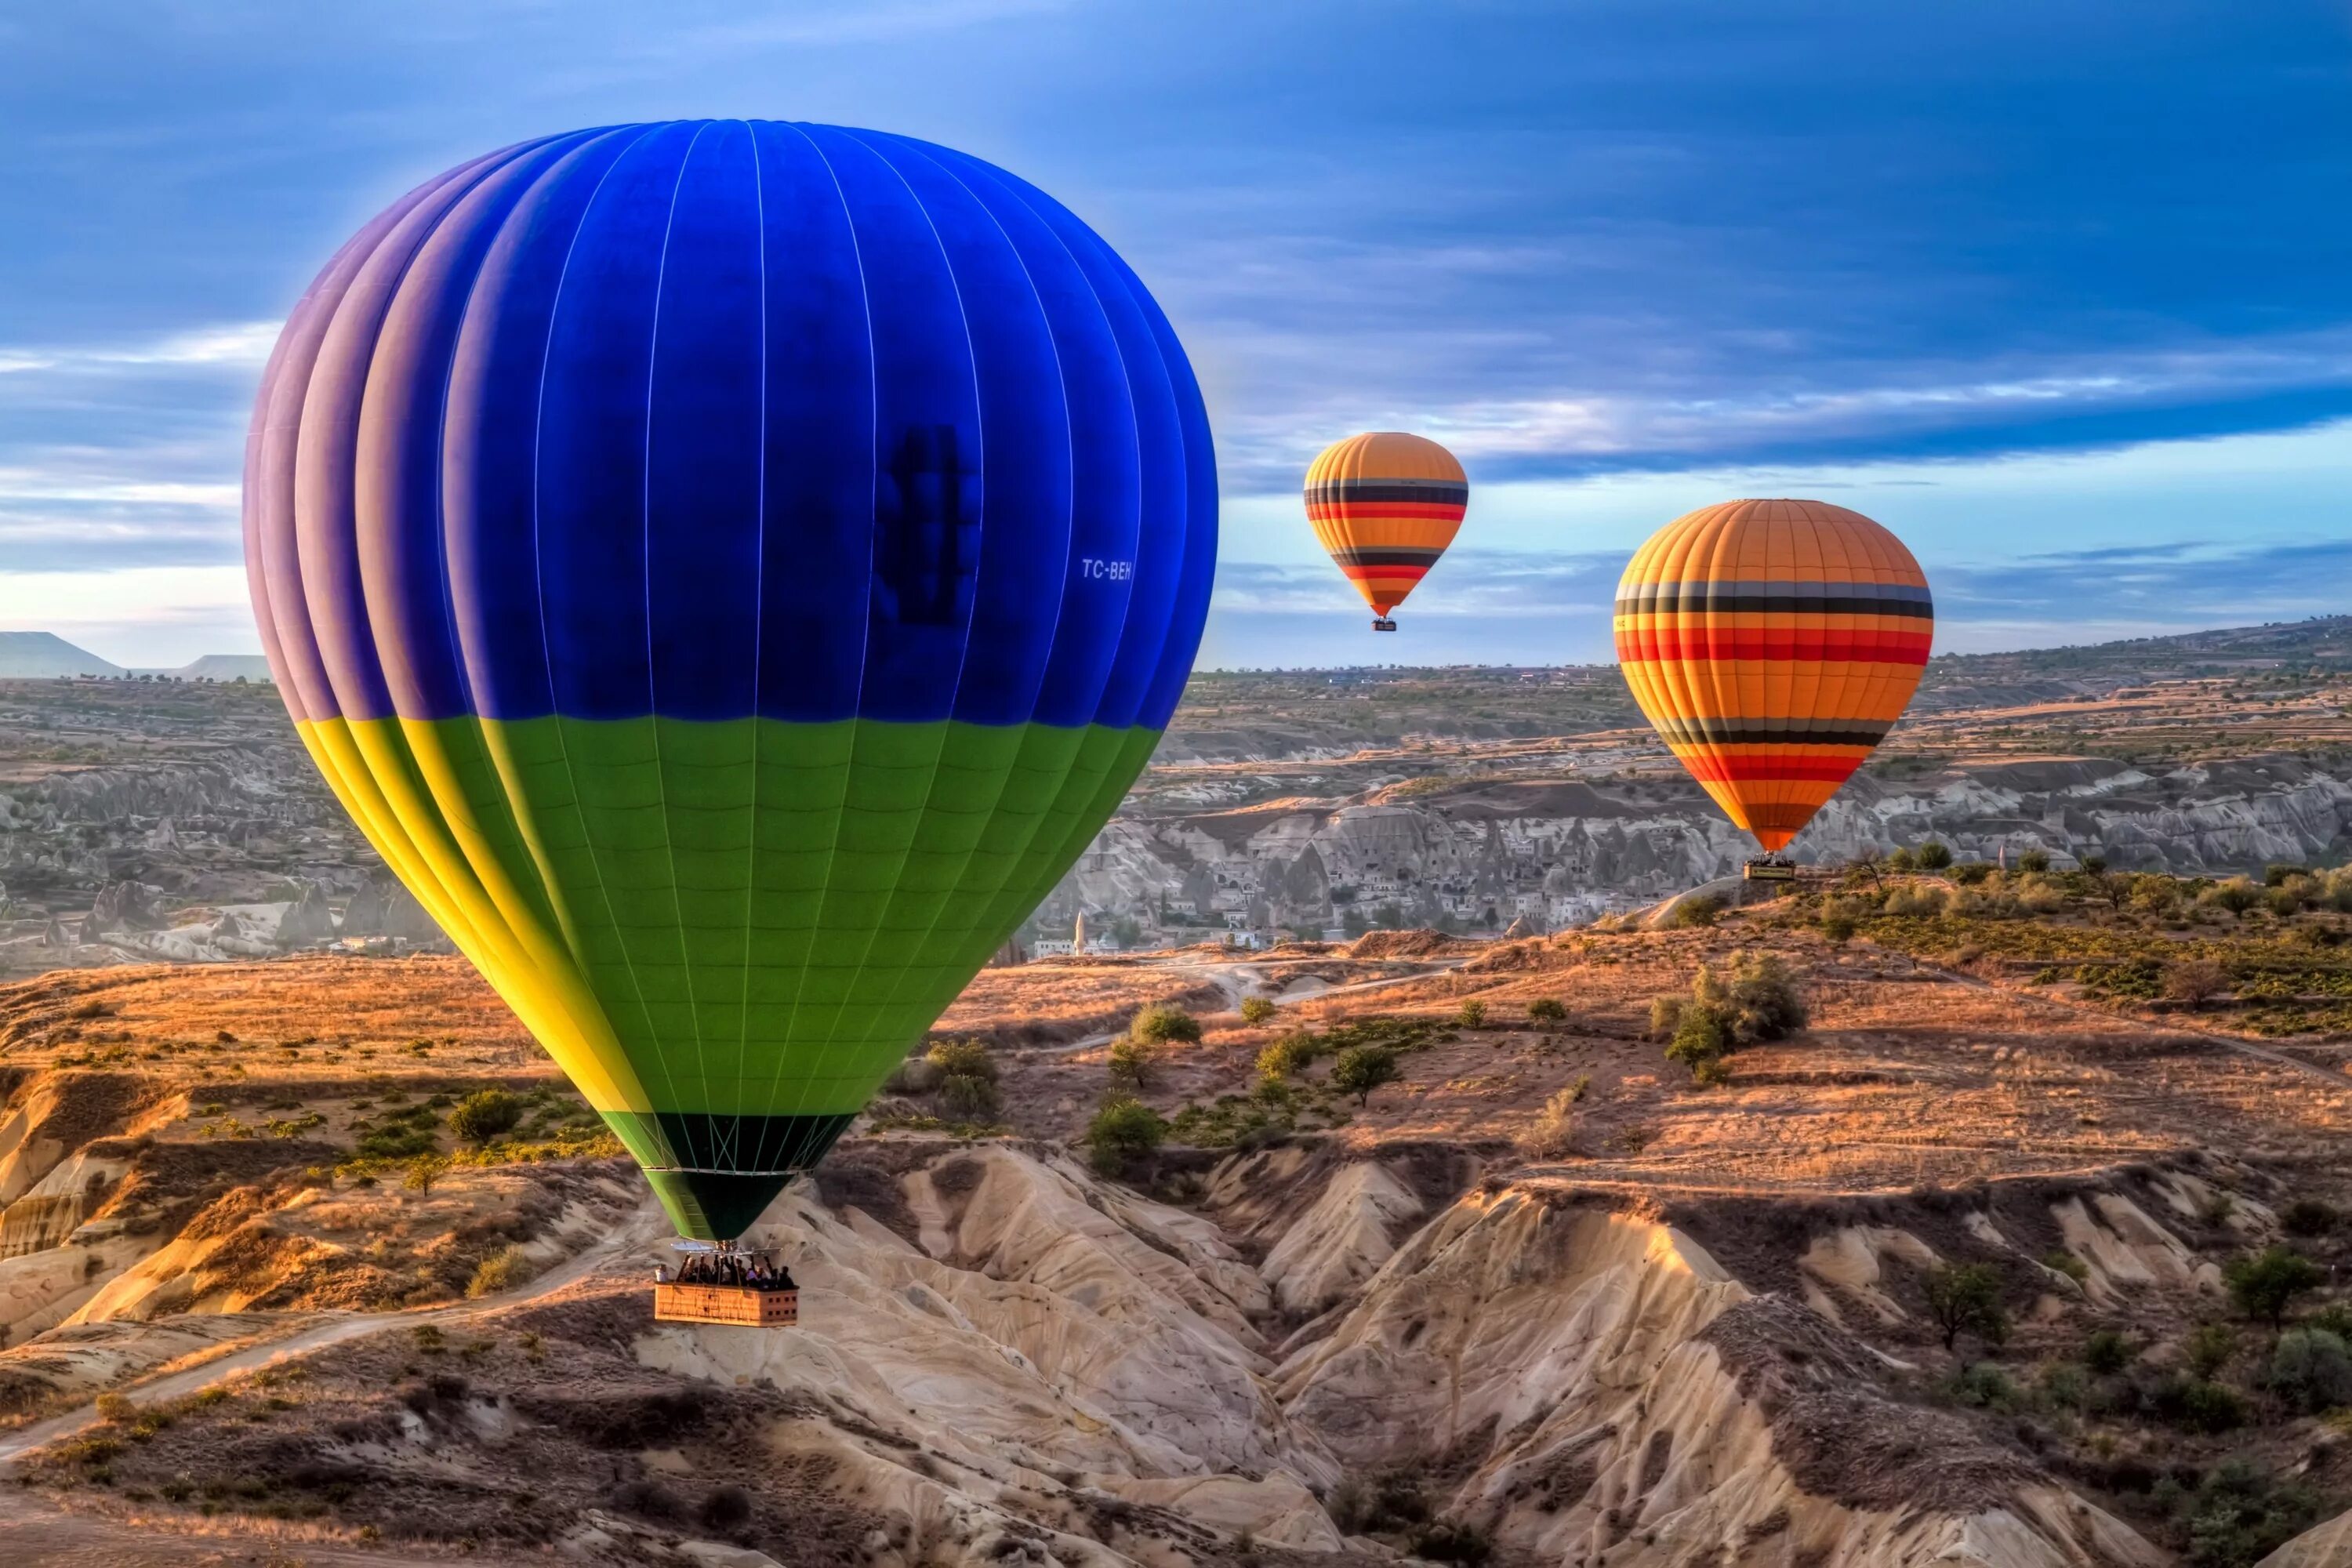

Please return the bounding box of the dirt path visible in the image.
[1026,954,1469,1057]
[0,1197,666,1564]
[1911,953,2352,1091]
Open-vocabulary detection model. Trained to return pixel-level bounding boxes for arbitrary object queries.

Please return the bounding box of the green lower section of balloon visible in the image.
[293,713,1160,1239]
[604,1110,860,1240]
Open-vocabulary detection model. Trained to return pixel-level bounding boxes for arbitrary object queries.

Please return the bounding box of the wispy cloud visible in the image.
[0,321,277,376]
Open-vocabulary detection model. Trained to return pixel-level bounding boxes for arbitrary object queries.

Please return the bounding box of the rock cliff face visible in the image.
[1030,755,2352,938]
[666,1145,2167,1568]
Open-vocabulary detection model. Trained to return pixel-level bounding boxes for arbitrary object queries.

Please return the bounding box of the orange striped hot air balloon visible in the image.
[1613,499,1933,862]
[1305,432,1466,631]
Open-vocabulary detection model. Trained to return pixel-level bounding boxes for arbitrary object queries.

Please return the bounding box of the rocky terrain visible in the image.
[4,887,2352,1563]
[1,620,2349,966]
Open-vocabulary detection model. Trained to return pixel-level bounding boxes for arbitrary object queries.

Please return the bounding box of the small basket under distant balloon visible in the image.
[1742,858,1799,884]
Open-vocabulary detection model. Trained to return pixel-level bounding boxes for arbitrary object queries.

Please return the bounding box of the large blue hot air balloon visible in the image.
[245,122,1216,1240]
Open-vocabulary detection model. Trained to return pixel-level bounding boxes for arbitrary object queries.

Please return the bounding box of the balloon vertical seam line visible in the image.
[641,121,720,1142]
[781,129,983,1142]
[526,122,684,1166]
[850,134,1071,1037]
[738,122,770,1169]
[757,122,877,1134]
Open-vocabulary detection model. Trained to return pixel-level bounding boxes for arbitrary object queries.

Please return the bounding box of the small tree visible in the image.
[1085,1095,1165,1176]
[1923,1262,2009,1353]
[1130,1005,1202,1047]
[1526,997,1566,1023]
[2078,852,2107,875]
[1240,996,1276,1025]
[1108,1033,1157,1090]
[927,1038,1001,1115]
[2203,877,2263,916]
[405,1151,452,1194]
[1647,995,1684,1041]
[1456,1000,1487,1029]
[1818,913,1857,946]
[2226,1247,2325,1327]
[449,1088,524,1145]
[2016,848,2052,874]
[1330,1044,1403,1106]
[2268,1328,2352,1413]
[1915,840,1954,871]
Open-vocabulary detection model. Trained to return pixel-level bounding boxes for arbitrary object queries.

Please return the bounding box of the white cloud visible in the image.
[0,320,277,376]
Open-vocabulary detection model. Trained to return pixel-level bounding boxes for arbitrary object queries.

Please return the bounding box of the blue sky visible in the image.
[1,2,2347,666]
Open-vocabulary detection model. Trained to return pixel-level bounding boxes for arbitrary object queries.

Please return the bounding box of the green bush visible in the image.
[2225,1247,2325,1326]
[2185,1321,2238,1380]
[1664,1002,1731,1080]
[1239,996,1276,1025]
[2281,1198,2339,1237]
[449,1088,524,1145]
[926,1038,998,1081]
[1940,1363,2024,1412]
[1330,1044,1403,1106]
[2181,1458,2318,1568]
[2267,1327,2352,1413]
[1257,1032,1319,1082]
[1406,1521,1492,1566]
[1130,1005,1202,1046]
[1085,1095,1165,1175]
[1647,995,1684,1041]
[1665,893,1724,929]
[936,1071,1004,1119]
[1818,913,1857,946]
[1456,1000,1487,1029]
[1949,862,1994,886]
[466,1244,535,1299]
[2083,1328,2133,1375]
[2016,848,2052,873]
[2041,1249,2089,1283]
[1696,951,1808,1043]
[1526,997,1566,1022]
[1915,840,1955,870]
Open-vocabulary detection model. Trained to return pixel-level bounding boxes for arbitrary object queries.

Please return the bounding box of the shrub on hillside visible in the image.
[1519,1086,1580,1160]
[2083,1327,2134,1375]
[1695,951,1808,1043]
[2267,1327,2352,1413]
[466,1244,535,1298]
[2178,1457,2318,1568]
[1664,1004,1731,1082]
[1647,995,1684,1041]
[1239,996,1276,1025]
[1085,1095,1165,1175]
[937,1071,1004,1119]
[1130,1004,1203,1046]
[449,1088,524,1145]
[2163,957,2229,1007]
[926,1038,998,1081]
[1883,884,1947,918]
[1257,1031,1319,1082]
[2281,1198,2339,1237]
[1915,840,1955,870]
[1665,894,1724,929]
[2201,877,2263,916]
[1456,1000,1487,1029]
[1526,996,1566,1023]
[2016,848,2053,873]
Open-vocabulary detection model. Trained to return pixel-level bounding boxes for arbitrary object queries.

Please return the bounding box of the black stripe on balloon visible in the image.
[1653,718,1894,746]
[1616,588,1933,619]
[1330,548,1444,568]
[1305,482,1468,506]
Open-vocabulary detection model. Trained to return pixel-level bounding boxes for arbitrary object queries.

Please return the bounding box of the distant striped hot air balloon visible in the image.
[245,121,1216,1243]
[1613,500,1933,859]
[1305,433,1466,630]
